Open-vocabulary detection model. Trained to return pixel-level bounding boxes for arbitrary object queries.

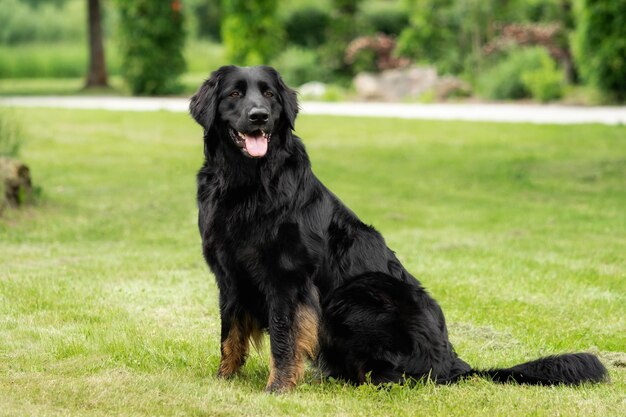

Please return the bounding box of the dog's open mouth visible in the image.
[229,128,272,158]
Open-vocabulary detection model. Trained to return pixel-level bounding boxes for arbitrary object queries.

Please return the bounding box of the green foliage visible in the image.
[522,0,572,25]
[0,43,83,78]
[349,48,379,74]
[221,0,282,66]
[396,0,465,74]
[270,47,328,87]
[573,0,626,101]
[185,0,222,41]
[0,0,85,44]
[522,52,565,102]
[183,40,227,75]
[282,5,330,48]
[357,0,409,36]
[478,47,558,100]
[397,0,573,75]
[0,110,22,157]
[116,0,186,95]
[318,0,364,84]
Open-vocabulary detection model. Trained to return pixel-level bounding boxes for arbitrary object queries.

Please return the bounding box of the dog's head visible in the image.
[190,65,298,158]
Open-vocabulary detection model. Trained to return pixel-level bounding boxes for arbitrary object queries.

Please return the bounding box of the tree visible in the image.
[221,0,282,65]
[116,0,186,95]
[85,0,108,87]
[573,0,626,100]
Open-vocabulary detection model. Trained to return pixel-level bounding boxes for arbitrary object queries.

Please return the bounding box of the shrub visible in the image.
[348,47,378,74]
[478,47,561,101]
[358,0,409,36]
[0,0,85,45]
[271,47,328,87]
[522,52,564,102]
[221,0,282,66]
[396,0,463,74]
[283,5,330,48]
[573,0,626,101]
[318,0,364,85]
[186,0,222,41]
[116,0,186,95]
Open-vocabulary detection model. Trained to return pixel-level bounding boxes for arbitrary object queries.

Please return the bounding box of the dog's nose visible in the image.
[248,108,269,124]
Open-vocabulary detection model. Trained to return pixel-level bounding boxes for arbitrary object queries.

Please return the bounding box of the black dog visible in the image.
[189,65,607,393]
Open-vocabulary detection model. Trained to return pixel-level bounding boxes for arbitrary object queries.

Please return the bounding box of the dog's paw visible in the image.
[216,367,236,379]
[264,380,295,394]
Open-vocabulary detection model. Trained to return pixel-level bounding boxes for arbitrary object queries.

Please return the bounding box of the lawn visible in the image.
[0,40,225,96]
[0,108,624,416]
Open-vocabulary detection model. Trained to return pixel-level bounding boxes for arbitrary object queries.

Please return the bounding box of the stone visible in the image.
[353,73,384,100]
[353,66,438,101]
[298,82,328,99]
[353,66,471,101]
[434,76,472,100]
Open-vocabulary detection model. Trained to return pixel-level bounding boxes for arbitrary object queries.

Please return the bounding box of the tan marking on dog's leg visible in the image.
[265,304,319,392]
[293,304,320,382]
[218,315,262,378]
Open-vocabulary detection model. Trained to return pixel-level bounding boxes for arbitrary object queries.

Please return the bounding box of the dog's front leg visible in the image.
[216,298,262,379]
[265,297,319,393]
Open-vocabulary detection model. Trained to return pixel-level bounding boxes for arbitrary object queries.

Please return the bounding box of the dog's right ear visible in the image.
[189,67,230,130]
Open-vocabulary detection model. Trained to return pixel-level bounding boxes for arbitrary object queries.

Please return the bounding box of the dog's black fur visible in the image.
[190,65,608,392]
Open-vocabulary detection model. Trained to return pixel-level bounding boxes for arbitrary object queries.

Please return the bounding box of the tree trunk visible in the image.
[85,0,108,88]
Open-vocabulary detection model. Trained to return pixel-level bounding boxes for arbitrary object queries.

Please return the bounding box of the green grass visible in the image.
[1,109,625,416]
[0,77,128,96]
[0,41,121,79]
[0,40,226,96]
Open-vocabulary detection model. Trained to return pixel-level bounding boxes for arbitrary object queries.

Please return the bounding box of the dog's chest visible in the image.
[198,179,283,265]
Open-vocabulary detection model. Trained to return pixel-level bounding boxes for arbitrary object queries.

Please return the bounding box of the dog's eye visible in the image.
[264,91,274,98]
[229,90,241,98]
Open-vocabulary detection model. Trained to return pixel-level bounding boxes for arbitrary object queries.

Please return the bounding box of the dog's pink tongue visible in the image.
[244,133,268,157]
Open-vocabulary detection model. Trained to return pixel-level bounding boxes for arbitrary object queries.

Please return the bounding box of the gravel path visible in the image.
[1,96,626,125]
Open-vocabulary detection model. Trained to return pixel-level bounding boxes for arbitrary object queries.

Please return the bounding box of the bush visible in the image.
[116,0,186,95]
[573,0,626,101]
[271,47,328,87]
[318,0,364,85]
[283,5,330,48]
[221,0,283,66]
[478,47,562,101]
[396,0,463,74]
[348,47,378,74]
[522,52,564,102]
[186,0,222,41]
[396,0,573,77]
[0,0,85,45]
[358,1,409,36]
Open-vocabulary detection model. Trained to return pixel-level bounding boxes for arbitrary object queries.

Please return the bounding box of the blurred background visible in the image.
[0,0,624,103]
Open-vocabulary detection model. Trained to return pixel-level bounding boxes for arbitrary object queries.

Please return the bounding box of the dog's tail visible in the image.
[468,352,608,385]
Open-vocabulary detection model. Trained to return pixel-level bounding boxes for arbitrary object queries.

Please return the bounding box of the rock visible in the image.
[354,66,438,101]
[353,66,471,101]
[298,82,327,99]
[353,73,383,99]
[382,66,438,100]
[0,156,32,210]
[434,76,471,100]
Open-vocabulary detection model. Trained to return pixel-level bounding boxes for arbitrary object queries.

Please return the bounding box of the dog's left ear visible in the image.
[190,66,232,131]
[272,69,299,131]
